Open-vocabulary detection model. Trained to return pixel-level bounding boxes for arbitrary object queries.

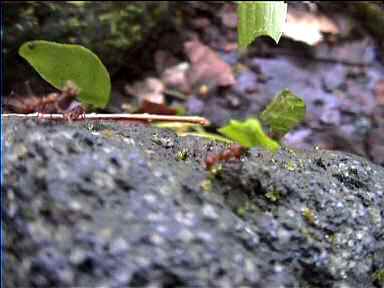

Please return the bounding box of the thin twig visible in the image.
[1,113,210,126]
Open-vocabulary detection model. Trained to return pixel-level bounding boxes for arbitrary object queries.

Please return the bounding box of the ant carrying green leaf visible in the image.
[5,80,86,122]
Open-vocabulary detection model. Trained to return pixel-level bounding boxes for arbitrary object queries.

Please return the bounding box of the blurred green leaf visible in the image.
[260,89,306,139]
[152,122,201,134]
[237,1,287,48]
[180,131,234,144]
[218,118,280,151]
[19,40,111,108]
[154,122,234,144]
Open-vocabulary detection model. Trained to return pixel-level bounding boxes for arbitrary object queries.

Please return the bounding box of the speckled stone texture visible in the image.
[3,117,384,287]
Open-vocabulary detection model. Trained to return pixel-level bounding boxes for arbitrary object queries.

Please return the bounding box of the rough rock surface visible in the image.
[3,117,384,287]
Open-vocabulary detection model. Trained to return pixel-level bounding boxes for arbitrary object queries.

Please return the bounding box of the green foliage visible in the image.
[265,190,281,202]
[176,149,189,161]
[217,4,302,152]
[260,89,306,139]
[14,3,303,157]
[180,132,234,144]
[218,118,280,151]
[154,123,234,144]
[216,89,305,152]
[373,269,384,285]
[160,90,305,153]
[19,40,111,108]
[302,207,317,225]
[237,1,287,48]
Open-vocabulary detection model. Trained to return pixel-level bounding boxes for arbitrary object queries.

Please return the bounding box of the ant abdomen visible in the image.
[205,144,245,170]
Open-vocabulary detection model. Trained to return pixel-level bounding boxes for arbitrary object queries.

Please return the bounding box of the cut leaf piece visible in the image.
[19,40,111,108]
[237,1,287,48]
[218,118,280,151]
[260,89,306,139]
[179,131,234,144]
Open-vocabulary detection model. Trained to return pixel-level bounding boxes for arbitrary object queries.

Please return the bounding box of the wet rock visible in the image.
[216,147,384,287]
[3,117,384,287]
[315,39,376,65]
[283,128,313,150]
[233,70,258,94]
[321,64,347,92]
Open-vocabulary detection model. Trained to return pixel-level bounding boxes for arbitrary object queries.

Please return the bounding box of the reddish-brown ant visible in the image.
[205,143,246,170]
[5,80,86,121]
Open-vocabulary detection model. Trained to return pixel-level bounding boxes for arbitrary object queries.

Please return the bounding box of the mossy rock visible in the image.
[4,1,170,87]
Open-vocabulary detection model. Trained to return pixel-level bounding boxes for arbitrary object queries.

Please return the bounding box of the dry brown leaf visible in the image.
[137,99,177,115]
[184,39,235,88]
[161,62,191,94]
[284,10,339,45]
[124,78,165,105]
[374,79,384,105]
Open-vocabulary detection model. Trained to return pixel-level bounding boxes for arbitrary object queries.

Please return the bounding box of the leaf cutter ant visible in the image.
[205,143,246,170]
[5,80,86,122]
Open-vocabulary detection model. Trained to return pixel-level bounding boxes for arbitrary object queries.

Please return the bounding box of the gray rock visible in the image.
[3,117,384,287]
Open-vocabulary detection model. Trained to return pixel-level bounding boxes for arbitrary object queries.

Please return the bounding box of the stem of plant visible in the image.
[1,113,210,126]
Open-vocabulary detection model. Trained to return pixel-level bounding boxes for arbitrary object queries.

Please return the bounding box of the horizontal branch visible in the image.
[2,113,210,126]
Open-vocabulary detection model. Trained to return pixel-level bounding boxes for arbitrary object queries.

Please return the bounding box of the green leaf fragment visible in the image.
[179,132,234,144]
[218,118,280,152]
[152,122,201,133]
[153,122,233,144]
[373,269,384,285]
[237,1,287,48]
[19,40,111,108]
[265,190,281,202]
[260,89,306,139]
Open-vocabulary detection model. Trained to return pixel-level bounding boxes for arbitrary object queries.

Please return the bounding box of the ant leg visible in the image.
[205,153,219,170]
[36,105,47,123]
[63,105,86,122]
[36,104,55,123]
[36,111,44,123]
